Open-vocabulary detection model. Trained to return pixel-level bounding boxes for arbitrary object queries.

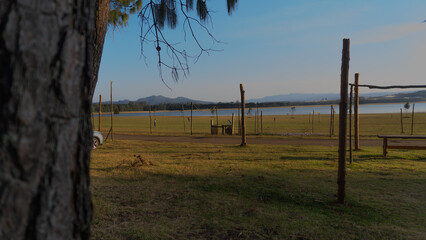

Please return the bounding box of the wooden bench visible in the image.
[377,135,426,157]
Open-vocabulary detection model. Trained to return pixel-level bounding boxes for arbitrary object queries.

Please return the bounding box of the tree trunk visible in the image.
[89,0,111,99]
[0,1,95,239]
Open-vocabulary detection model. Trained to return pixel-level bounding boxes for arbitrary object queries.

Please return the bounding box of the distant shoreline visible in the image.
[92,101,426,115]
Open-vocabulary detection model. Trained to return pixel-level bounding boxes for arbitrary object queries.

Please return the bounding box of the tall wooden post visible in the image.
[256,105,260,133]
[240,84,246,146]
[349,85,354,164]
[411,104,415,135]
[182,105,185,132]
[337,38,350,204]
[190,102,193,135]
[98,94,102,132]
[149,105,152,134]
[330,105,333,137]
[231,113,235,135]
[215,106,218,126]
[254,111,257,134]
[237,102,241,135]
[110,80,114,141]
[332,107,335,136]
[354,73,360,150]
[400,108,404,133]
[261,111,263,134]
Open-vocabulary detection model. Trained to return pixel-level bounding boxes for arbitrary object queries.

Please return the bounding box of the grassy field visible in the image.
[90,137,426,239]
[92,112,426,137]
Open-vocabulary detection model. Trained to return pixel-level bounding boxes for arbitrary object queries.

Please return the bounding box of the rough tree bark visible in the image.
[89,0,111,99]
[0,0,95,239]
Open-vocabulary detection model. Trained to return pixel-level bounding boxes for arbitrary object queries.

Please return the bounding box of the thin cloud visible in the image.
[353,22,426,45]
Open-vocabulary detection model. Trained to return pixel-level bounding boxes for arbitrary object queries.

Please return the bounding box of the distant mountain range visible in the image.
[105,91,426,105]
[246,92,404,103]
[113,95,212,105]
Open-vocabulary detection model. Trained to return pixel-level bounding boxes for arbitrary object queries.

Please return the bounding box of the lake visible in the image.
[95,102,426,117]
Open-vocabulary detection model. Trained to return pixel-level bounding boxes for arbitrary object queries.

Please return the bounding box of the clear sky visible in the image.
[95,0,426,102]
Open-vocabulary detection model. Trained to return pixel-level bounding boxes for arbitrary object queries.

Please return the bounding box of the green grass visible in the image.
[92,112,426,137]
[90,140,426,239]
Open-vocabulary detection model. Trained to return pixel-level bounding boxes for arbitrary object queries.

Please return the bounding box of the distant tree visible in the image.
[247,107,253,115]
[210,106,216,116]
[404,102,410,110]
[114,108,120,115]
[404,102,410,117]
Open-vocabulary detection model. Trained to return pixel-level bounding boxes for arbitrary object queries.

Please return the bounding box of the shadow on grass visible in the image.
[100,169,388,225]
[280,156,334,161]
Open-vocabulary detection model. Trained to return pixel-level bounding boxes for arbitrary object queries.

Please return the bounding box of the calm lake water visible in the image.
[95,102,426,117]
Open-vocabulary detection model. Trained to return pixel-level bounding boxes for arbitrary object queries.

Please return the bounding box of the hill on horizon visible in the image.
[246,92,410,103]
[101,90,425,105]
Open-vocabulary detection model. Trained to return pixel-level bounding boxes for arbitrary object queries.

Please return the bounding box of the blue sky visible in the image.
[95,0,426,102]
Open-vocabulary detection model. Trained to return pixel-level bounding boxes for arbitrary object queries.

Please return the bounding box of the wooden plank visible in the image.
[388,146,426,150]
[378,135,426,139]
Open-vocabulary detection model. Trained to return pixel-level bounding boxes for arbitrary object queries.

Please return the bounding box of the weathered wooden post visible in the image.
[349,85,354,164]
[261,111,263,134]
[337,38,350,204]
[149,105,152,134]
[411,103,415,135]
[240,84,246,146]
[110,80,114,141]
[254,111,257,134]
[98,94,102,132]
[237,102,241,135]
[332,107,335,136]
[231,113,235,135]
[400,108,404,133]
[216,106,219,126]
[257,105,260,133]
[191,102,193,135]
[354,73,360,150]
[182,105,185,132]
[330,105,333,137]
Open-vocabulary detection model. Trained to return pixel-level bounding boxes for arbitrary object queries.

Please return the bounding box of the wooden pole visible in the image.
[349,85,354,164]
[216,106,218,126]
[333,107,336,135]
[231,113,234,135]
[149,105,152,134]
[98,94,102,132]
[254,111,257,134]
[257,105,260,133]
[110,80,113,141]
[411,103,415,135]
[240,84,246,146]
[191,102,193,135]
[354,73,360,150]
[400,108,404,133]
[261,111,263,134]
[330,105,333,137]
[182,105,185,132]
[237,102,241,135]
[337,38,350,204]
